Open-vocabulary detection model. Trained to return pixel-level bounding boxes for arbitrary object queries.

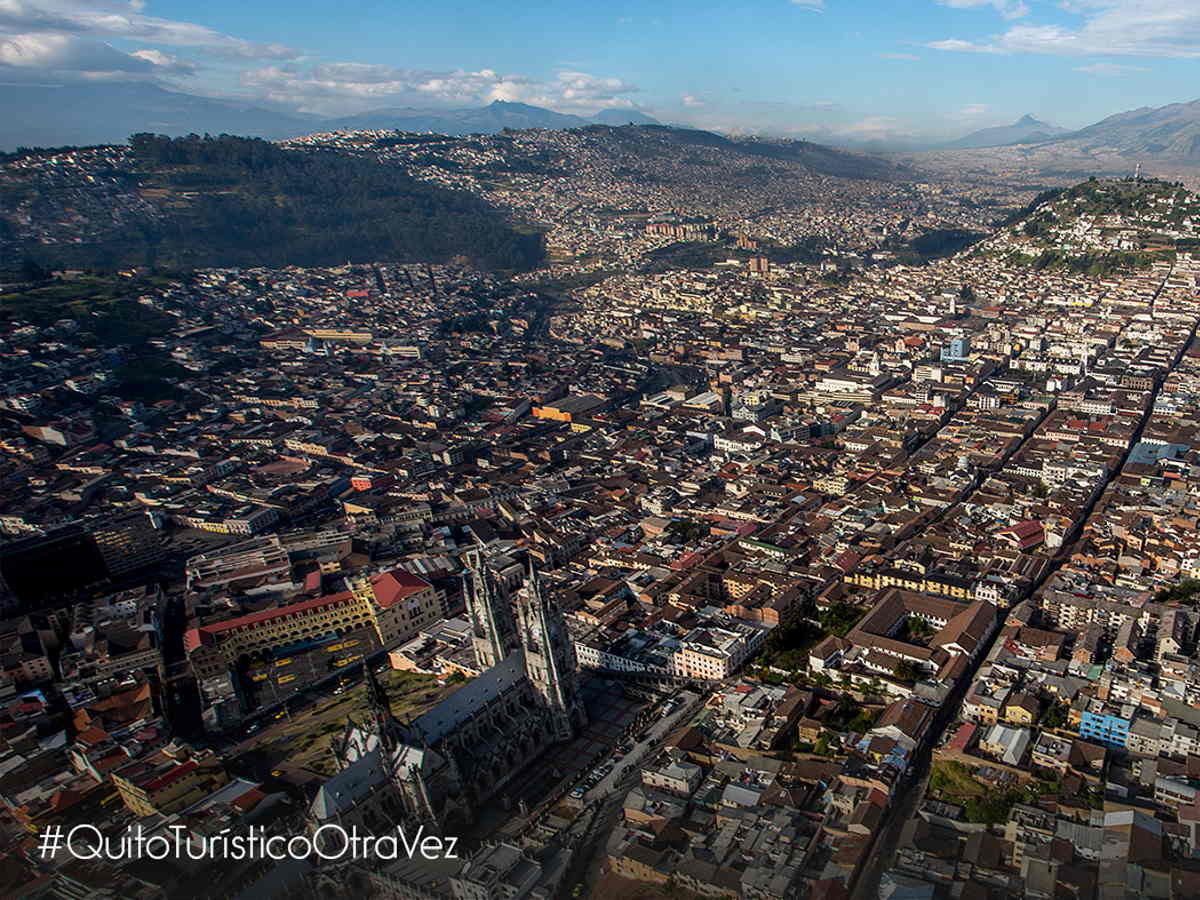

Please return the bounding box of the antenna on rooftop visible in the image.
[1135,162,1142,183]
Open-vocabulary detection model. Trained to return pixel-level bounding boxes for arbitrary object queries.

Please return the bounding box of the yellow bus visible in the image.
[278,674,296,684]
[275,658,292,667]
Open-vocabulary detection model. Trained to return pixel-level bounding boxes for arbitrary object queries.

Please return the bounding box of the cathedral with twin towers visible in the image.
[313,553,588,833]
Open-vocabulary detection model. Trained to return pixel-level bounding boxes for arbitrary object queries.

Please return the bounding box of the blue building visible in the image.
[940,338,970,362]
[1079,708,1131,749]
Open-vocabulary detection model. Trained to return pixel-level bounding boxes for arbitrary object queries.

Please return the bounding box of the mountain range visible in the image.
[327,102,657,134]
[5,81,1200,167]
[942,101,1200,161]
[1041,99,1200,159]
[944,114,1070,150]
[0,82,659,150]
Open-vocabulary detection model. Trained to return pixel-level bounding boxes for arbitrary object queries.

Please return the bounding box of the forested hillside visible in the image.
[2,134,545,275]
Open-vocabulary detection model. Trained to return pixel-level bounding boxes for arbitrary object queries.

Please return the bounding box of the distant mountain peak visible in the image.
[943,114,1068,150]
[486,100,535,110]
[327,100,658,137]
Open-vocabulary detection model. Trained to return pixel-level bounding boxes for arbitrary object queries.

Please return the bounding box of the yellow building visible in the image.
[185,570,442,678]
[111,748,228,817]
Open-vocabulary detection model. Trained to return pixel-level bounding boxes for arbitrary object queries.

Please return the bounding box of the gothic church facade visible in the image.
[310,556,587,833]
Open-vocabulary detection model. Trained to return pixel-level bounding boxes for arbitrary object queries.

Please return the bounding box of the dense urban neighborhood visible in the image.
[3,124,1200,900]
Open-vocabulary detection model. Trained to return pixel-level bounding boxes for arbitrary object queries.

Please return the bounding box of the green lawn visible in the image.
[247,669,451,776]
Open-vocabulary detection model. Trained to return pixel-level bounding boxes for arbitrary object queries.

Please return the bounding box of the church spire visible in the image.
[518,560,587,741]
[362,660,397,751]
[466,549,513,669]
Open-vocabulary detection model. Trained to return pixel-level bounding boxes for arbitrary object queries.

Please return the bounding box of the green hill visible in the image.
[3,134,544,275]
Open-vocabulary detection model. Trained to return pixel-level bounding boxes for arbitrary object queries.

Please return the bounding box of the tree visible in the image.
[1154,580,1200,605]
[20,257,49,283]
[819,602,862,637]
[965,790,1021,825]
[893,660,922,682]
[906,617,936,641]
[1042,701,1068,730]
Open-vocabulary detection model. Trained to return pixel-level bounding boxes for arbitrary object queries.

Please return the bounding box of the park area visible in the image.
[236,668,457,777]
[928,759,1082,825]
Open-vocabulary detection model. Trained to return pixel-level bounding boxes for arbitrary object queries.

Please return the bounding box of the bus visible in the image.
[267,634,340,661]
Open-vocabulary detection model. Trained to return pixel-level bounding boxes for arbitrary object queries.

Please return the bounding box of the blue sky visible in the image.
[2,1,1199,142]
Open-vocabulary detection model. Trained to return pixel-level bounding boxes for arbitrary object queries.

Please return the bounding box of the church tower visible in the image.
[466,549,515,669]
[518,563,587,741]
[361,660,405,752]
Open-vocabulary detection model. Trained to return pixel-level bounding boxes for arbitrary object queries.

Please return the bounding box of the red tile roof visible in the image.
[144,759,198,792]
[75,726,109,747]
[184,569,432,648]
[370,570,433,610]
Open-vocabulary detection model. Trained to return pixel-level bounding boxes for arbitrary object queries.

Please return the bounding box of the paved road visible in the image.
[552,691,705,899]
[851,764,931,900]
[559,783,633,900]
[582,691,701,802]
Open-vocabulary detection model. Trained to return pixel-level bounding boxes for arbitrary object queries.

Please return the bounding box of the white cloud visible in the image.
[960,103,988,116]
[1073,62,1146,75]
[551,70,640,107]
[240,64,641,116]
[937,0,1029,20]
[0,31,152,71]
[130,47,193,73]
[0,3,655,125]
[790,0,825,9]
[681,93,704,107]
[927,38,1005,53]
[930,0,1200,58]
[0,0,300,61]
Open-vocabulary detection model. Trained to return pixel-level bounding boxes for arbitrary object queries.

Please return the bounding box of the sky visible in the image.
[2,0,1200,144]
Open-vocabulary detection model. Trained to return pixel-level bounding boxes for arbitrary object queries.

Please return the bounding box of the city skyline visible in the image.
[2,1,1200,144]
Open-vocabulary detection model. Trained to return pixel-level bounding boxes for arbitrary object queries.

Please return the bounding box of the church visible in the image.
[309,555,588,834]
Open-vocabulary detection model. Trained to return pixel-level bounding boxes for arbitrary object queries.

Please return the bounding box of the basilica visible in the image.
[309,555,588,833]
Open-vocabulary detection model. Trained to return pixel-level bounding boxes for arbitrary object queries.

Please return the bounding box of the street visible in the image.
[582,690,701,802]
